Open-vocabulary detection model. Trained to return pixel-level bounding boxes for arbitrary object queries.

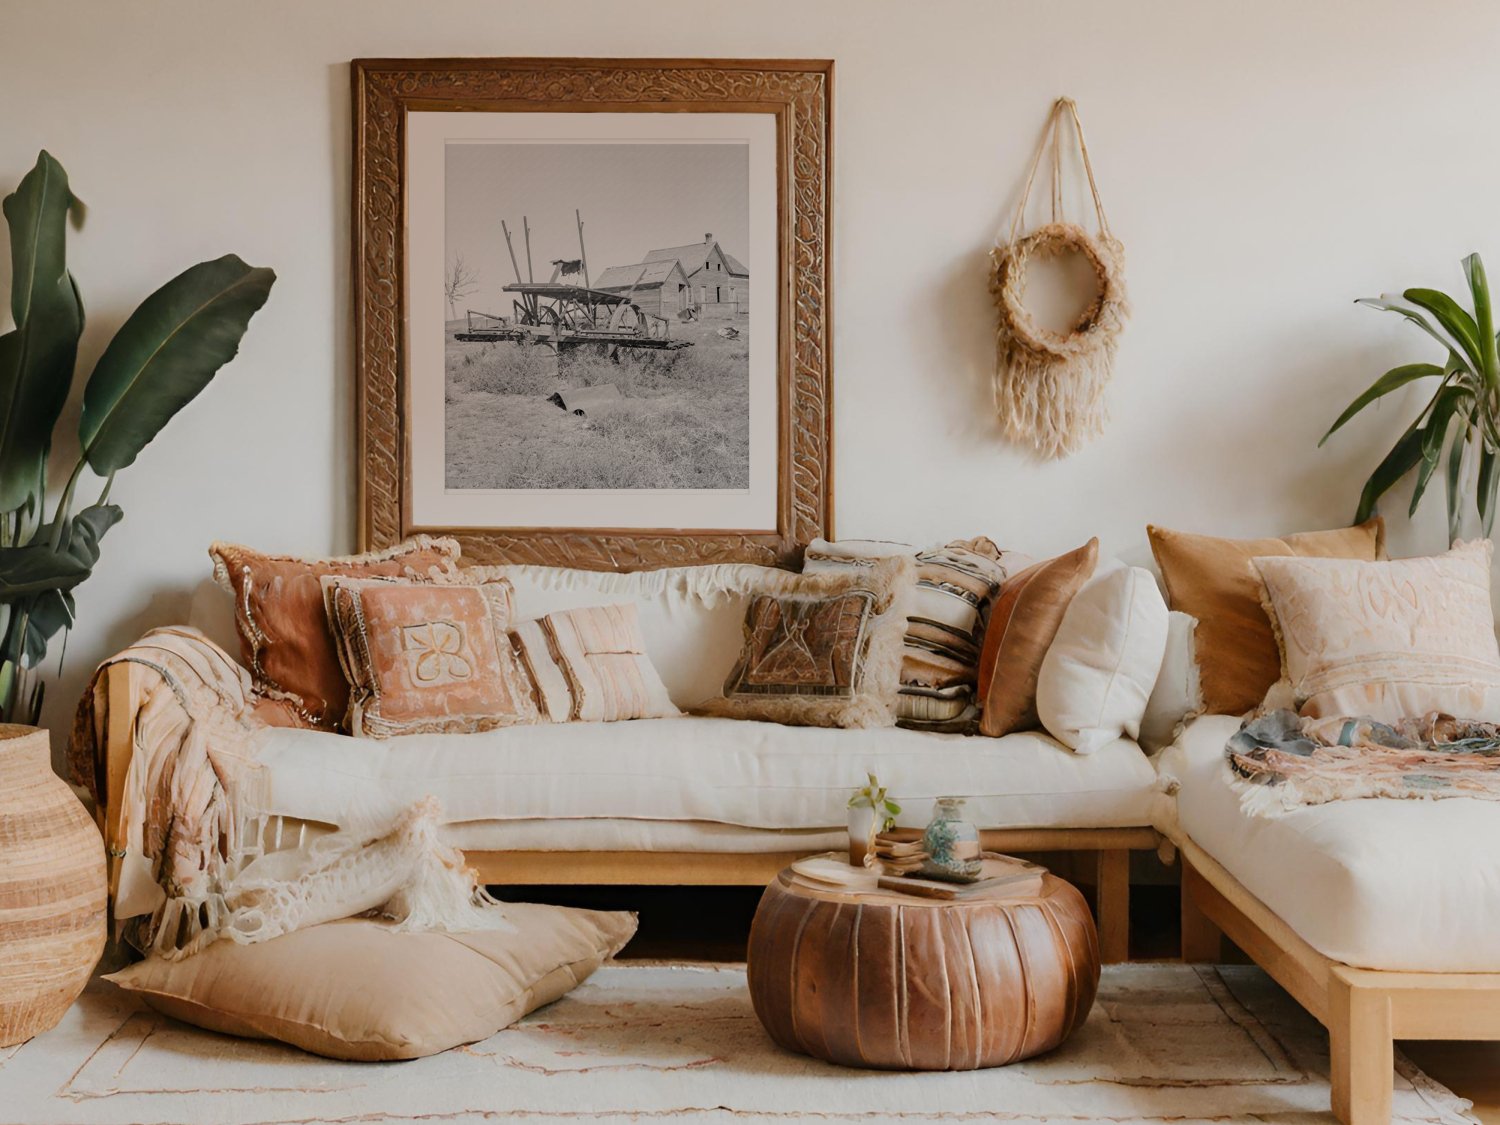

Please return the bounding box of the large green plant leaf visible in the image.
[1404,288,1483,372]
[0,542,90,598]
[1355,420,1426,524]
[1320,362,1443,446]
[0,151,84,512]
[1410,387,1470,517]
[79,254,274,473]
[1481,447,1500,536]
[1462,253,1499,390]
[1445,411,1472,544]
[1357,296,1474,370]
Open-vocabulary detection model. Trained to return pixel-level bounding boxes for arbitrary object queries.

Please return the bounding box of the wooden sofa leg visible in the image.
[1179,858,1224,963]
[1094,848,1129,964]
[1328,968,1393,1125]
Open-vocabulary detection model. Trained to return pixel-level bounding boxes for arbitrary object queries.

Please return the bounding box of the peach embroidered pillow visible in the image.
[210,537,461,729]
[510,603,679,723]
[323,575,539,738]
[1254,540,1500,722]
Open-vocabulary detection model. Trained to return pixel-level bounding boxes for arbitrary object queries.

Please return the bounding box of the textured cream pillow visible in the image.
[1254,540,1500,722]
[510,603,679,723]
[1138,611,1202,751]
[1036,564,1169,753]
[105,904,637,1061]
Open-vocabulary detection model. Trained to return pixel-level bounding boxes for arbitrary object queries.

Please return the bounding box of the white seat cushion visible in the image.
[1158,714,1500,972]
[249,717,1158,834]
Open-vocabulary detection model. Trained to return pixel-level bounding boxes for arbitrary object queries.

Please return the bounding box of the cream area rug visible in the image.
[0,963,1475,1124]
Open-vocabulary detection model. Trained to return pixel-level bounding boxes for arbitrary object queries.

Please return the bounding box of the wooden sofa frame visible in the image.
[99,661,1156,963]
[1179,835,1500,1125]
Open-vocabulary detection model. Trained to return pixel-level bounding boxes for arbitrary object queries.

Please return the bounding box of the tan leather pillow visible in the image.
[105,904,637,1061]
[210,537,461,729]
[977,539,1099,737]
[1147,518,1385,716]
[323,575,540,737]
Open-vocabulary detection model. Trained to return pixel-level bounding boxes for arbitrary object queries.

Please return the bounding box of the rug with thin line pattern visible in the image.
[0,962,1475,1124]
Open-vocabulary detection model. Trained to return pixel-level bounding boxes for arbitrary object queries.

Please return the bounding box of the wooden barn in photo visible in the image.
[645,233,750,313]
[593,259,692,318]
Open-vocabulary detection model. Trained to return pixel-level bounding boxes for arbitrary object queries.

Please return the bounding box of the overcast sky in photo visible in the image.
[446,141,749,309]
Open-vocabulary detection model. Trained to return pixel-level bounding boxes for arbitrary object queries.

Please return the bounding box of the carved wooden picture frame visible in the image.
[352,58,832,569]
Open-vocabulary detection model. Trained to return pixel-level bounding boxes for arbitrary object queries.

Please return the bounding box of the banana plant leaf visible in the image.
[1320,362,1443,445]
[0,542,91,598]
[0,151,84,512]
[79,254,274,474]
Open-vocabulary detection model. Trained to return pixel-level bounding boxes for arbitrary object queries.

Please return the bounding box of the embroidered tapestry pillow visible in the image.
[803,537,1026,731]
[1147,518,1385,716]
[700,555,915,729]
[105,904,637,1061]
[323,574,539,738]
[210,537,461,730]
[1253,540,1500,723]
[976,538,1099,738]
[509,603,679,723]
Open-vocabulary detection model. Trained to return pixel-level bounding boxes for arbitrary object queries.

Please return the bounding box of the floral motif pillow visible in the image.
[322,575,538,738]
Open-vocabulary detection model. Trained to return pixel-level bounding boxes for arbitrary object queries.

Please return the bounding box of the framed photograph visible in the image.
[352,58,833,569]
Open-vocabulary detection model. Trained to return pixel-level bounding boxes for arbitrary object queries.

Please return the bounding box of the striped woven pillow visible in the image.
[803,538,1026,732]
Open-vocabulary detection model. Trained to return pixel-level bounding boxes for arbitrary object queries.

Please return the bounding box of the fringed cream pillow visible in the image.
[1254,540,1500,723]
[698,555,916,729]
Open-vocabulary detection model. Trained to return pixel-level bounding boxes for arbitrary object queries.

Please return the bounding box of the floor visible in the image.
[510,881,1500,1123]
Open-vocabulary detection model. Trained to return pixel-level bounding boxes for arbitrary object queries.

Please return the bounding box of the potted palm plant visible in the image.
[0,150,274,724]
[1323,253,1500,544]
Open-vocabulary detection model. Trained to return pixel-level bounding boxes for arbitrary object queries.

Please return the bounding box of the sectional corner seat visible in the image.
[1160,714,1500,1125]
[98,561,1161,964]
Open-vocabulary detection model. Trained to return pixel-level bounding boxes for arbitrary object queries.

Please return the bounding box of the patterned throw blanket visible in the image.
[70,627,510,959]
[1226,709,1500,815]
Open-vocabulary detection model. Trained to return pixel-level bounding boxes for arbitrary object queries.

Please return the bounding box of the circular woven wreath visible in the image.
[990,221,1127,360]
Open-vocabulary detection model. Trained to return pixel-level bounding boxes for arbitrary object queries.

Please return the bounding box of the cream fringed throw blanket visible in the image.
[1226,708,1500,816]
[69,627,510,959]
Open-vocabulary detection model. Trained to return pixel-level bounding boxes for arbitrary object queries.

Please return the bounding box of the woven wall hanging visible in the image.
[990,97,1129,460]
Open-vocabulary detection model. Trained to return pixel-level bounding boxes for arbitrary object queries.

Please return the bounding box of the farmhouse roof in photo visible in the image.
[594,259,686,291]
[645,239,749,277]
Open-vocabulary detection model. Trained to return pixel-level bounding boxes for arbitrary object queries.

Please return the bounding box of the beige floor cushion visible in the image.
[105,903,637,1060]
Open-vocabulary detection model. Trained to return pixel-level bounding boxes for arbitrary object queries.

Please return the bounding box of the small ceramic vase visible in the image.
[921,797,983,882]
[847,804,878,866]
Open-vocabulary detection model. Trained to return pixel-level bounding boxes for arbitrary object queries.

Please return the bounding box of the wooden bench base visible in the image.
[1178,836,1500,1125]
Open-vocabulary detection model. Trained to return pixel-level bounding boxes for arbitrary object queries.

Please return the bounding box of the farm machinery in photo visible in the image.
[453,210,692,365]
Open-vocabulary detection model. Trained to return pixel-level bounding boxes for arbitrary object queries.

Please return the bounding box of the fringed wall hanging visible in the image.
[991,97,1129,460]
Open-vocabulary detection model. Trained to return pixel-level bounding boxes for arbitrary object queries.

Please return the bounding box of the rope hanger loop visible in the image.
[990,97,1129,461]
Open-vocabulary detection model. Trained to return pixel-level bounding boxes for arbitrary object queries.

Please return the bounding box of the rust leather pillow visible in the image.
[323,575,539,738]
[1147,518,1385,716]
[977,539,1099,738]
[210,537,461,730]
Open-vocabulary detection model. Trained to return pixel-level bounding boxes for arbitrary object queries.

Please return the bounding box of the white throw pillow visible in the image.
[1036,564,1169,754]
[1138,611,1202,752]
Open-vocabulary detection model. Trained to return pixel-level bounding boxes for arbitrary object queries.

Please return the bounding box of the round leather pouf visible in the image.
[747,868,1099,1070]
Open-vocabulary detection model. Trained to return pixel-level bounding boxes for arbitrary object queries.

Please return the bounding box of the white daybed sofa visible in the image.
[1159,714,1500,1125]
[96,561,1164,963]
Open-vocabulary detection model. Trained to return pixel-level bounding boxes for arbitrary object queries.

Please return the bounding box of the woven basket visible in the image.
[0,724,106,1046]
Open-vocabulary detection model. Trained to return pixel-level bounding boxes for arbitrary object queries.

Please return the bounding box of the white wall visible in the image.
[2,0,1497,745]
